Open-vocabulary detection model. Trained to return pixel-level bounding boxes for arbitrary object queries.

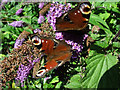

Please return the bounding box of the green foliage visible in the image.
[64,74,82,88]
[82,54,118,88]
[112,42,120,48]
[90,13,109,29]
[50,76,59,84]
[65,1,120,89]
[98,64,120,88]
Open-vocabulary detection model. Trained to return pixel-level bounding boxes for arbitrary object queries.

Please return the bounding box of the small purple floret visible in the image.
[44,76,51,84]
[15,8,23,15]
[33,28,41,34]
[38,3,44,9]
[55,32,88,53]
[55,32,63,40]
[38,14,45,24]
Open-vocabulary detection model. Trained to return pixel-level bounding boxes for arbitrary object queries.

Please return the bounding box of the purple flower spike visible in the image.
[38,14,45,24]
[15,64,33,87]
[38,2,44,9]
[47,3,71,31]
[9,21,24,27]
[15,58,40,87]
[15,8,23,15]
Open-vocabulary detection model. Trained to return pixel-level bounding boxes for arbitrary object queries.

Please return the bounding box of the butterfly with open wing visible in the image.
[31,34,72,78]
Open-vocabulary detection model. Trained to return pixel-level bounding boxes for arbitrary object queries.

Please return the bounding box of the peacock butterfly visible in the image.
[55,2,91,31]
[30,34,72,78]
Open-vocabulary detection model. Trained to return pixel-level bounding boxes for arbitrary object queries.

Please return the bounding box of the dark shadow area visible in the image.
[56,26,90,44]
[98,63,120,88]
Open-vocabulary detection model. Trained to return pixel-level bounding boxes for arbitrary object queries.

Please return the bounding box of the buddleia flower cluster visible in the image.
[15,58,40,87]
[47,2,72,31]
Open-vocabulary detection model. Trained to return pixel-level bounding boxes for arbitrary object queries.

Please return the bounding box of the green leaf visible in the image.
[112,42,120,48]
[90,33,100,40]
[64,74,82,88]
[9,41,15,45]
[55,81,62,88]
[116,25,120,31]
[0,21,3,27]
[12,81,20,88]
[43,83,54,88]
[103,2,117,11]
[110,19,117,24]
[99,12,110,20]
[0,54,5,59]
[112,8,120,14]
[3,32,10,39]
[89,13,112,36]
[90,13,109,29]
[10,15,20,20]
[82,54,118,88]
[94,40,109,48]
[1,25,14,32]
[36,83,42,88]
[24,28,33,34]
[50,76,59,84]
[0,46,2,51]
[22,17,31,24]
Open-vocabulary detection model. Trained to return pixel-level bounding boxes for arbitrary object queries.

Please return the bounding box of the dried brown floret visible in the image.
[1,40,42,87]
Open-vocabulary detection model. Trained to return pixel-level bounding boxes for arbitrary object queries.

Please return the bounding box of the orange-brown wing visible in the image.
[35,40,72,78]
[56,2,91,31]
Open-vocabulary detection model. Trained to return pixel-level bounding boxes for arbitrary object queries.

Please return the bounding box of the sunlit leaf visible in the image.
[90,13,109,29]
[55,81,62,88]
[99,12,110,20]
[82,54,118,88]
[43,83,54,88]
[50,76,59,84]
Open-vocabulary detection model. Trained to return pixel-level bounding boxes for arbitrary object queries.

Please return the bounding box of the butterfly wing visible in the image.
[35,40,72,78]
[56,2,91,31]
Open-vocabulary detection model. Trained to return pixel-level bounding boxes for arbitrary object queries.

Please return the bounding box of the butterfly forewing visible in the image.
[56,2,91,31]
